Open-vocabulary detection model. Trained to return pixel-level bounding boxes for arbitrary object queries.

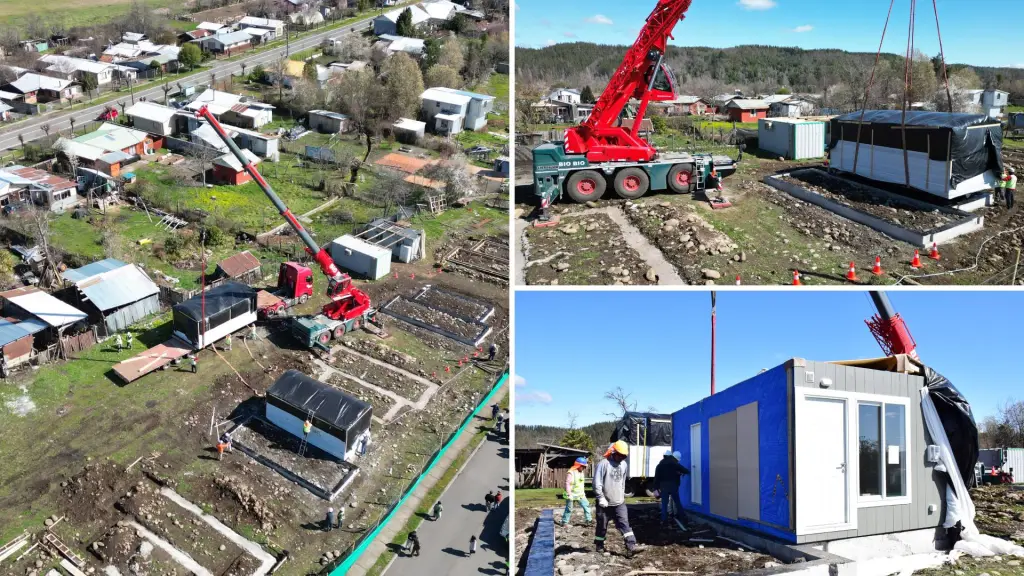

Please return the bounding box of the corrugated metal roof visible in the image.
[0,286,87,328]
[217,250,261,278]
[78,264,158,312]
[0,317,45,347]
[62,258,127,283]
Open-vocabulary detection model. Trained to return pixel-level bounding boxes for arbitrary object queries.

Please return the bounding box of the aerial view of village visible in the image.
[0,0,510,575]
[514,1,1024,287]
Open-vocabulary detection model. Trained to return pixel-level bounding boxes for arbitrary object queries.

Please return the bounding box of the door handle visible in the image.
[837,463,846,472]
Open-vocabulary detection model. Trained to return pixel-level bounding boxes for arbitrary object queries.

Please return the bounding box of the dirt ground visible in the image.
[0,239,508,576]
[330,348,430,400]
[972,485,1024,543]
[437,234,510,285]
[516,144,1024,286]
[232,417,353,496]
[385,298,487,342]
[524,212,658,286]
[514,504,777,576]
[413,287,493,322]
[327,373,398,418]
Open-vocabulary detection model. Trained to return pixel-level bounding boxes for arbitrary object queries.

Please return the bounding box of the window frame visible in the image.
[856,396,912,508]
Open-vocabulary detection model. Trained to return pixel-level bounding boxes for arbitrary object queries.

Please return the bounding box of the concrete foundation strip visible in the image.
[59,558,87,576]
[159,487,277,576]
[378,296,492,348]
[0,535,28,563]
[126,522,213,576]
[763,169,984,247]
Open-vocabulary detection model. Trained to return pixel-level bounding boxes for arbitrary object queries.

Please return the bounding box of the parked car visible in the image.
[98,107,118,121]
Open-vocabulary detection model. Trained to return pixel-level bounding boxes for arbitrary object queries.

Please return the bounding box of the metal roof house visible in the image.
[125,101,177,137]
[61,259,160,334]
[0,285,87,362]
[172,282,256,349]
[671,356,948,545]
[354,218,425,264]
[420,87,494,134]
[266,369,372,462]
[308,110,352,134]
[215,250,262,285]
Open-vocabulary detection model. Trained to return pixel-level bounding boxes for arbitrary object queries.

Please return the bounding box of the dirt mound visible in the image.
[212,475,277,531]
[61,461,135,526]
[972,485,1024,542]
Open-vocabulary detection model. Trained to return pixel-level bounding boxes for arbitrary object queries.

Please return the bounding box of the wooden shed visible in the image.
[216,250,262,285]
[515,443,592,489]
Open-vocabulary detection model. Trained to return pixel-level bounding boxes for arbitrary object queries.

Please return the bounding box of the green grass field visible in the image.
[0,0,178,26]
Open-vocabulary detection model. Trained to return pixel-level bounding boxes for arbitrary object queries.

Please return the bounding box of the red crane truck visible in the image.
[194,106,377,350]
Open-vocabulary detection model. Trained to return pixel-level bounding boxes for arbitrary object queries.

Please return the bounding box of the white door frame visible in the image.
[794,388,858,535]
[690,423,702,505]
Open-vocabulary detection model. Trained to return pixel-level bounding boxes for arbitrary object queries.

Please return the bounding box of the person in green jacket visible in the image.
[560,457,592,526]
[1003,167,1017,209]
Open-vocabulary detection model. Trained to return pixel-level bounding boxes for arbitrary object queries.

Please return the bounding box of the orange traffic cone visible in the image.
[792,270,802,286]
[458,359,463,367]
[431,371,436,379]
[872,256,884,276]
[393,272,398,279]
[846,262,858,282]
[444,366,451,373]
[735,275,741,286]
[410,273,416,279]
[911,250,923,269]
[929,242,941,261]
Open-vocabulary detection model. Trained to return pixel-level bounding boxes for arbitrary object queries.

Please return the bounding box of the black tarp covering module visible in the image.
[267,369,372,444]
[610,412,673,446]
[829,110,1004,188]
[924,366,979,486]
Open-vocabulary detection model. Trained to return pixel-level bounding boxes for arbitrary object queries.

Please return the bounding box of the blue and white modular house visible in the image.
[671,356,947,544]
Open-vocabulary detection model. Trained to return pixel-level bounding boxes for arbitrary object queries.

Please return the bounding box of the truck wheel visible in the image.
[332,325,346,339]
[613,168,650,200]
[667,163,695,194]
[318,332,330,345]
[565,170,607,203]
[352,319,362,331]
[299,294,309,304]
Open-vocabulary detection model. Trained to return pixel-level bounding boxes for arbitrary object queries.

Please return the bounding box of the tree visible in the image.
[424,64,460,89]
[329,68,383,171]
[438,38,464,72]
[559,429,595,455]
[580,85,596,104]
[444,13,469,35]
[603,386,636,418]
[81,74,98,101]
[40,123,51,142]
[302,60,318,81]
[381,53,424,119]
[250,64,267,84]
[0,250,16,288]
[650,114,666,134]
[776,86,792,95]
[395,8,415,37]
[179,43,202,71]
[150,59,162,79]
[338,32,371,62]
[162,81,173,103]
[907,51,938,106]
[240,62,247,80]
[369,168,411,217]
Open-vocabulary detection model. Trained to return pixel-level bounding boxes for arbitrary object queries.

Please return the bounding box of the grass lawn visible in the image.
[365,389,509,576]
[1008,105,1024,113]
[514,488,655,508]
[457,130,507,151]
[408,200,507,243]
[0,0,177,26]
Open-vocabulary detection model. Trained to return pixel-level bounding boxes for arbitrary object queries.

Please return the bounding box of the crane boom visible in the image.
[866,291,919,359]
[564,0,692,163]
[194,106,348,294]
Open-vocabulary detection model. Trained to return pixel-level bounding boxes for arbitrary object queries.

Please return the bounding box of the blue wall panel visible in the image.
[671,364,794,541]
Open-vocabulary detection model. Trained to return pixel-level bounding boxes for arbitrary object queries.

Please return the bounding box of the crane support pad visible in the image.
[113,337,193,383]
[524,509,555,576]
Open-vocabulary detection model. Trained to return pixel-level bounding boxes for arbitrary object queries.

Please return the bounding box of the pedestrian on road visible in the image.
[469,535,477,555]
[126,332,134,349]
[560,457,593,526]
[325,507,335,532]
[404,530,418,554]
[411,537,421,557]
[490,403,499,420]
[594,440,643,558]
[655,450,689,524]
[190,354,198,374]
[496,411,505,433]
[115,334,123,352]
[1004,167,1017,210]
[494,490,503,507]
[433,501,443,521]
[484,490,495,511]
[488,343,497,362]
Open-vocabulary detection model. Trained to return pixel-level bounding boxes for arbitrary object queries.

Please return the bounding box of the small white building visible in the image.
[373,4,431,36]
[420,87,494,134]
[329,235,392,280]
[196,21,226,32]
[237,16,285,37]
[968,89,1010,119]
[374,34,426,57]
[393,117,426,143]
[39,55,120,86]
[308,109,352,134]
[758,118,826,160]
[548,88,581,105]
[125,101,176,136]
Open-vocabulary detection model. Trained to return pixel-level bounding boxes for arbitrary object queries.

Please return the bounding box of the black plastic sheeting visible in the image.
[267,369,372,444]
[924,366,979,486]
[174,282,257,321]
[610,412,673,446]
[830,110,1004,188]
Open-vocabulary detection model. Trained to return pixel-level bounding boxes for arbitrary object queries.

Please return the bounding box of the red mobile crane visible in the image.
[866,291,918,360]
[531,0,738,214]
[195,106,374,348]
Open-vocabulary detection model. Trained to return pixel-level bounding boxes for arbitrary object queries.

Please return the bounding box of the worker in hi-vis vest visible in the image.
[1003,167,1017,210]
[560,457,592,526]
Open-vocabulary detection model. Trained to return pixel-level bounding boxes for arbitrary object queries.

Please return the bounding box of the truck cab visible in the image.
[277,262,314,301]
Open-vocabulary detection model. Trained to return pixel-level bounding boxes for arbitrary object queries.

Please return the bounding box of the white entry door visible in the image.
[798,396,848,530]
[690,423,702,505]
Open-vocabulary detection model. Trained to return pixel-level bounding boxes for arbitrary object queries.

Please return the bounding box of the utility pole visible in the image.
[128,75,135,104]
[710,291,716,395]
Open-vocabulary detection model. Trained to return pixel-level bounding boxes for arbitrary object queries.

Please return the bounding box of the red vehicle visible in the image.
[257,262,315,318]
[99,107,118,121]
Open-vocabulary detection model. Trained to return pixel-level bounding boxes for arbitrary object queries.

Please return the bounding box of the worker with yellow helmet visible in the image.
[593,440,645,558]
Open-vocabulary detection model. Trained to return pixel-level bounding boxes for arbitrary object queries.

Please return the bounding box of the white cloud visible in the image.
[514,374,527,387]
[517,391,553,405]
[545,39,556,47]
[738,0,777,10]
[792,25,813,33]
[585,14,614,25]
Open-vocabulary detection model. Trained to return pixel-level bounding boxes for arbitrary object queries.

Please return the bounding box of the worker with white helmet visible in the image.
[593,440,644,558]
[654,449,690,524]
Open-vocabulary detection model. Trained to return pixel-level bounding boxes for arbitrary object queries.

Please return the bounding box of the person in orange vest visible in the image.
[559,457,592,526]
[216,440,227,460]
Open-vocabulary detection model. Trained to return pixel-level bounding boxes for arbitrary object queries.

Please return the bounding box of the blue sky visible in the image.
[514,0,1024,69]
[514,290,1022,427]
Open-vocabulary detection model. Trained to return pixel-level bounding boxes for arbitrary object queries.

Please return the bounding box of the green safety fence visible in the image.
[328,370,509,575]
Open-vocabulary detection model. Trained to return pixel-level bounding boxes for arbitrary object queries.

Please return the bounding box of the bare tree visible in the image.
[240,62,247,81]
[603,386,636,418]
[68,117,76,136]
[40,123,51,143]
[118,100,127,117]
[369,167,411,217]
[566,411,578,430]
[11,207,63,289]
[162,80,172,103]
[190,144,222,188]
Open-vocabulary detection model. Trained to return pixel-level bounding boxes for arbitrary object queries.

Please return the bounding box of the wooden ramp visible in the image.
[113,337,193,383]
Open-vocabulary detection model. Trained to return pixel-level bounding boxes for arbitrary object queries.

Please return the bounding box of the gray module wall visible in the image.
[792,360,943,544]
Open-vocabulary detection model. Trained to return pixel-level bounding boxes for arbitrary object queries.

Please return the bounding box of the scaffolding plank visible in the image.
[112,337,193,383]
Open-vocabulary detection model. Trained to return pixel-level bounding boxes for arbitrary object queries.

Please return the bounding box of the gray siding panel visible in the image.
[709,411,739,520]
[794,360,941,542]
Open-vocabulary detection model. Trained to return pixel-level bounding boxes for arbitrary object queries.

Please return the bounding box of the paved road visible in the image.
[0,16,376,152]
[384,429,509,576]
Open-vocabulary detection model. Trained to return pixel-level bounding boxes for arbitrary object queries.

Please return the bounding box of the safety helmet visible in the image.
[575,456,588,466]
[673,451,682,460]
[609,440,628,456]
[664,449,673,456]
[1010,167,1017,174]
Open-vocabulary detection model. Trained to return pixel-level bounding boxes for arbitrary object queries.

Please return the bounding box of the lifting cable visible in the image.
[852,0,898,175]
[899,0,916,187]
